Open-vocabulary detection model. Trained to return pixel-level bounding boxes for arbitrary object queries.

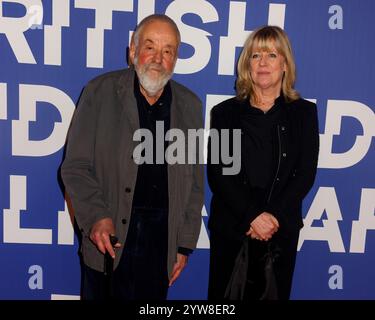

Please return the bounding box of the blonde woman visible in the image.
[207,26,319,300]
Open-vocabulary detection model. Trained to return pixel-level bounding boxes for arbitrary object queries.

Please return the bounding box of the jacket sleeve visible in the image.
[61,83,112,236]
[178,160,204,249]
[207,106,262,234]
[177,99,204,250]
[265,102,320,223]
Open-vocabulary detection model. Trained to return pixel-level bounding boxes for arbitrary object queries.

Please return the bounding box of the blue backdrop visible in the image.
[0,0,374,300]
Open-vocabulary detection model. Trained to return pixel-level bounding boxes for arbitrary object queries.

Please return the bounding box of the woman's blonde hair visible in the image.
[236,25,300,102]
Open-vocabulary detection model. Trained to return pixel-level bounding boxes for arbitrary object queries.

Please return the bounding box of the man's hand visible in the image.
[169,253,188,287]
[246,212,279,241]
[89,217,121,258]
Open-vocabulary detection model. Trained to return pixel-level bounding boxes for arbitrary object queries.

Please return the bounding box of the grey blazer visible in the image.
[61,67,204,277]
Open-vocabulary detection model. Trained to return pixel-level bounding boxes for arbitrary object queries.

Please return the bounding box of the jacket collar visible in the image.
[116,67,139,132]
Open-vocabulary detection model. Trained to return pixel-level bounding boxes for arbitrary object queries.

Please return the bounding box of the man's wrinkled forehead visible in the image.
[137,19,180,45]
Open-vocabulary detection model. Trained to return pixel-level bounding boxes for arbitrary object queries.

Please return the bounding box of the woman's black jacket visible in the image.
[207,96,319,241]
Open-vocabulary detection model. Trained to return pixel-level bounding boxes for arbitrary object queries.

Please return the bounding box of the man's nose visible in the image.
[153,50,163,63]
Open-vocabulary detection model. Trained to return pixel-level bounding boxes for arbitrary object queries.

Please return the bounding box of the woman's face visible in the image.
[249,41,286,93]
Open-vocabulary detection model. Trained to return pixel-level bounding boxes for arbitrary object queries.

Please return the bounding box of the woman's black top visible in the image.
[240,96,283,196]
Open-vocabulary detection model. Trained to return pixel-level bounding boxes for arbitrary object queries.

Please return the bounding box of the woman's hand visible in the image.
[246,212,279,241]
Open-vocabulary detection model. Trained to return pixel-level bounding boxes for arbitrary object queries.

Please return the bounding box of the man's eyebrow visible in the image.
[143,39,154,44]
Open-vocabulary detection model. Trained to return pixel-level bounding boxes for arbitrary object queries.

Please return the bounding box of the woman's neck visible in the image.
[251,89,280,113]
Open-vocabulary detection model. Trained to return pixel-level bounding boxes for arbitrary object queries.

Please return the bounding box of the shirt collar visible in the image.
[242,92,285,115]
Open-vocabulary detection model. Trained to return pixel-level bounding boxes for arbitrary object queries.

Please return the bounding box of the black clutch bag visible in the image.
[224,238,281,300]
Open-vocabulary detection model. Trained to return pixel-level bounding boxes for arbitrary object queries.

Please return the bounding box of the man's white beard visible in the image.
[134,57,173,97]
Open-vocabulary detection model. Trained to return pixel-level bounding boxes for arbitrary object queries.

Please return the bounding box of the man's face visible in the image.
[130,20,179,97]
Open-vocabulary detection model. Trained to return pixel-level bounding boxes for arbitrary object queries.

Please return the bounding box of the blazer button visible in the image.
[125,187,131,193]
[281,126,285,131]
[121,218,127,224]
[282,153,287,157]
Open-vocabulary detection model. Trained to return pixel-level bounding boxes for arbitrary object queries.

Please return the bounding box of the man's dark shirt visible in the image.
[132,75,171,210]
[132,75,192,256]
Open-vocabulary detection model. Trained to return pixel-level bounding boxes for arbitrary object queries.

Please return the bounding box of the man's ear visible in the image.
[129,42,136,65]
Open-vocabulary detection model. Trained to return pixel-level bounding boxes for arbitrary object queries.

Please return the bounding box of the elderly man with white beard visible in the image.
[61,14,204,300]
